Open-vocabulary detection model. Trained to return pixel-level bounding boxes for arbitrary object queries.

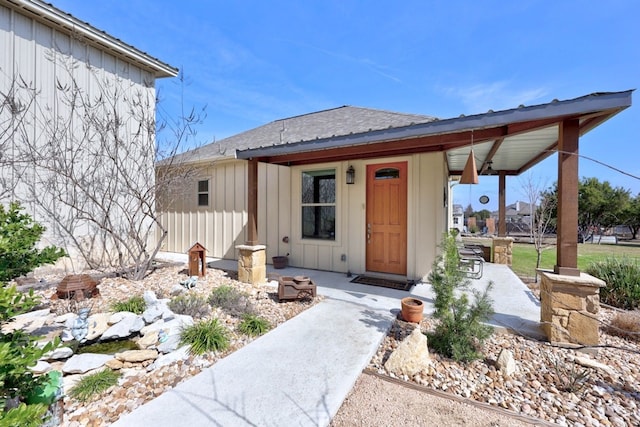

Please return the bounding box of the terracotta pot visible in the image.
[400,297,424,323]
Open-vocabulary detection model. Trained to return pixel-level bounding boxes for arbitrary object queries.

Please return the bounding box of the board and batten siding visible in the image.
[161,152,446,282]
[1,3,157,270]
[159,160,291,262]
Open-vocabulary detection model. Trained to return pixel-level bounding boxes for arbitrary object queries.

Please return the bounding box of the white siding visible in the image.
[0,3,159,271]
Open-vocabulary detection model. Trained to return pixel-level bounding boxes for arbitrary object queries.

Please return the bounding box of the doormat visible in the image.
[350,275,413,291]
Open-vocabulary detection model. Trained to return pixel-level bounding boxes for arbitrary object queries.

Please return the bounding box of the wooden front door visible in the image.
[366,161,407,275]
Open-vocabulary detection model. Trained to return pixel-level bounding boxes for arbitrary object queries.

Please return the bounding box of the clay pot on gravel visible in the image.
[400,297,424,323]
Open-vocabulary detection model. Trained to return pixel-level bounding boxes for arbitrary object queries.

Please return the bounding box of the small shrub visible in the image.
[68,369,120,402]
[0,201,66,281]
[238,314,270,336]
[180,318,230,355]
[427,232,494,362]
[586,257,640,310]
[545,353,590,393]
[208,285,255,317]
[111,296,146,314]
[168,293,210,318]
[608,310,640,341]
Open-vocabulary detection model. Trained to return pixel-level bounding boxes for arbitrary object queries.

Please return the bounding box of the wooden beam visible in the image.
[498,172,506,236]
[246,158,258,245]
[479,137,505,174]
[554,119,580,276]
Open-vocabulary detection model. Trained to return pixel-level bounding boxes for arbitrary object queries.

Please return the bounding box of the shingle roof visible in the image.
[177,106,437,164]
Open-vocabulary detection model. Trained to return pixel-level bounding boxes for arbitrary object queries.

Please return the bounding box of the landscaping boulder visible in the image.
[384,327,431,377]
[115,349,158,363]
[496,349,517,376]
[62,354,113,374]
[85,313,112,341]
[148,346,190,371]
[100,315,145,340]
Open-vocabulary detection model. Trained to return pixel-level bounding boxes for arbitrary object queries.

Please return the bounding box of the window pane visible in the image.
[302,206,335,240]
[302,170,335,203]
[198,180,208,192]
[198,193,209,206]
[375,168,400,180]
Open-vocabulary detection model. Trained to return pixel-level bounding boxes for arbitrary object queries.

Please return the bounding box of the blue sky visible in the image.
[53,0,639,211]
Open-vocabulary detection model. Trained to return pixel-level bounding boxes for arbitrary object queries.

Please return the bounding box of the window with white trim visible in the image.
[301,169,335,240]
[197,179,209,206]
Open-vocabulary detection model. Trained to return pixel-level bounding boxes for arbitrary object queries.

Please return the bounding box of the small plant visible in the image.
[608,310,640,341]
[545,352,590,393]
[208,285,255,317]
[0,201,66,281]
[168,293,210,318]
[586,257,640,310]
[238,314,270,336]
[180,318,230,355]
[68,369,120,402]
[111,295,146,314]
[427,232,494,362]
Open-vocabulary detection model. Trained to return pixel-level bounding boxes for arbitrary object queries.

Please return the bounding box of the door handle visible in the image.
[367,223,371,243]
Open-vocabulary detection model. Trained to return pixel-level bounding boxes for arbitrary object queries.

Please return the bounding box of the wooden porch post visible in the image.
[554,119,580,276]
[498,172,506,236]
[247,158,258,245]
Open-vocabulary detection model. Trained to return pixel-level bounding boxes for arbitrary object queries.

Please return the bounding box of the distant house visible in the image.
[0,0,177,270]
[491,200,536,232]
[159,92,631,282]
[451,204,464,233]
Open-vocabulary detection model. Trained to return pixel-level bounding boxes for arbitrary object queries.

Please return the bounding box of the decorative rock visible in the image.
[137,330,159,349]
[85,313,112,341]
[142,305,163,324]
[496,349,517,376]
[572,356,618,380]
[141,315,193,337]
[115,349,158,363]
[384,327,431,377]
[100,315,145,340]
[105,359,124,370]
[109,311,137,325]
[43,346,74,361]
[147,346,190,371]
[60,329,74,342]
[143,290,158,306]
[62,354,113,374]
[30,360,52,374]
[54,313,76,324]
[157,334,182,354]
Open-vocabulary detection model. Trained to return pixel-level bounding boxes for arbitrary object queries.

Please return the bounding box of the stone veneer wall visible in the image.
[492,237,514,266]
[236,245,266,284]
[538,270,605,345]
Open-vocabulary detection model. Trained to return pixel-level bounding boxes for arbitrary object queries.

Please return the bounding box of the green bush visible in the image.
[168,293,210,318]
[180,318,230,355]
[68,369,120,402]
[0,202,66,281]
[208,285,254,317]
[0,284,59,426]
[586,257,640,310]
[427,232,494,362]
[238,314,270,336]
[111,295,146,314]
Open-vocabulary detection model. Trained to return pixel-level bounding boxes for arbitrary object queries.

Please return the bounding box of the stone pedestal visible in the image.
[492,237,513,266]
[236,245,266,285]
[538,269,605,345]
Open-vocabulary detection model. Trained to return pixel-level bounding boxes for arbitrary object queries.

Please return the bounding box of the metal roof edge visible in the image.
[236,90,633,159]
[5,0,178,78]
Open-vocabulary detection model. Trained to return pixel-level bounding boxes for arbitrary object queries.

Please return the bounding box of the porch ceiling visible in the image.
[236,91,632,177]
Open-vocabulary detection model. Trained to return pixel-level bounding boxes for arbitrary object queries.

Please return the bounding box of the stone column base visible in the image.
[236,244,266,285]
[492,237,514,266]
[538,269,605,345]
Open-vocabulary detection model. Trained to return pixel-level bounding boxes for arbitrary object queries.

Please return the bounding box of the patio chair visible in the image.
[458,253,484,279]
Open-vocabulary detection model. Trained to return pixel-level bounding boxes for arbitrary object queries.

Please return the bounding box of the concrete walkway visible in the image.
[113,255,542,426]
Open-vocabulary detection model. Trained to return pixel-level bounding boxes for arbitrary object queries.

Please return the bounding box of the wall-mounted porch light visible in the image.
[346,165,355,184]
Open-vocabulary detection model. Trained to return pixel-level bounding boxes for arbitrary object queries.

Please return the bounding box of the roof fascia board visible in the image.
[7,0,178,78]
[236,90,632,159]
